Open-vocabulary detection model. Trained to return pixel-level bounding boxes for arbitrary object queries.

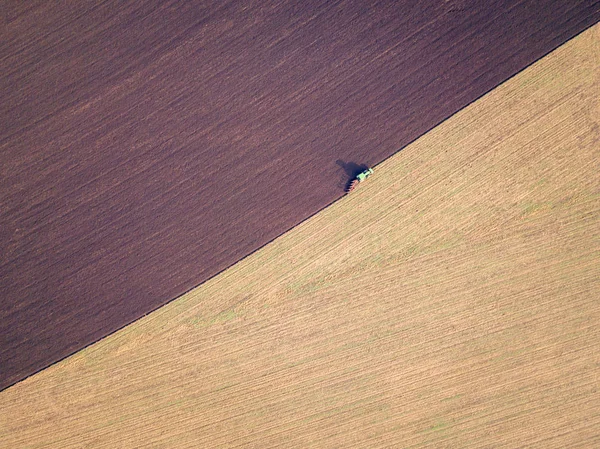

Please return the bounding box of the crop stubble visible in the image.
[1,23,599,449]
[1,0,599,390]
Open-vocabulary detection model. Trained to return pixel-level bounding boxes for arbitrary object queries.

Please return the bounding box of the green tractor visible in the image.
[346,167,373,192]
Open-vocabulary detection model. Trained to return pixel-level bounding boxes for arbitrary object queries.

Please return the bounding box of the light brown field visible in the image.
[1,24,599,449]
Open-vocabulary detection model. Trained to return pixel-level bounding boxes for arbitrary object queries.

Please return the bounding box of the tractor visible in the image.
[346,167,373,192]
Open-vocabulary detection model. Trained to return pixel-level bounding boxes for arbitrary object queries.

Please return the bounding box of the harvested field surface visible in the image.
[1,23,599,449]
[1,1,599,390]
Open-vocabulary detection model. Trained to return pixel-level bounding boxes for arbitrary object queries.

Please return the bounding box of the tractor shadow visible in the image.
[336,160,369,192]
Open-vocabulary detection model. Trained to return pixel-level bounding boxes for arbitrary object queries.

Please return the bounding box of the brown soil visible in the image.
[1,0,599,390]
[0,23,598,448]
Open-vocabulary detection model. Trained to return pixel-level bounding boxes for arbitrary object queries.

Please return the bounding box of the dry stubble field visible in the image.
[1,24,599,449]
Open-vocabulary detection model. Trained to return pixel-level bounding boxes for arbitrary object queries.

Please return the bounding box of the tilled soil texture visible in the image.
[1,1,599,391]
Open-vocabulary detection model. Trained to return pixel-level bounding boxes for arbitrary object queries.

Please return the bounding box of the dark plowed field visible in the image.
[1,0,598,391]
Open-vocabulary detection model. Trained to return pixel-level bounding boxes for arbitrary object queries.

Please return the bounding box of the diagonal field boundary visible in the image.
[1,0,599,391]
[0,22,598,448]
